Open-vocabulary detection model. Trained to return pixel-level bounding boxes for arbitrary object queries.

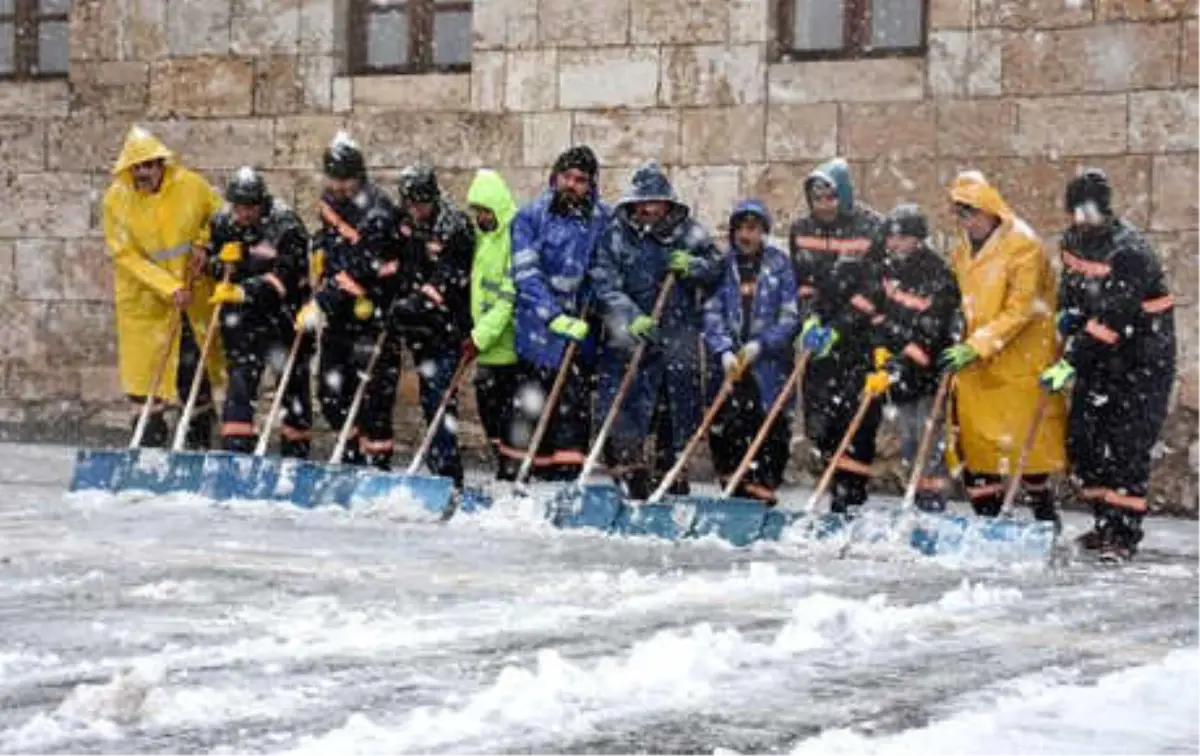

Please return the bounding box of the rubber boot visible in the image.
[280,439,310,460]
[222,433,256,455]
[620,468,652,501]
[1096,505,1143,561]
[914,490,947,514]
[184,408,216,451]
[133,412,170,448]
[829,473,867,518]
[1027,487,1063,535]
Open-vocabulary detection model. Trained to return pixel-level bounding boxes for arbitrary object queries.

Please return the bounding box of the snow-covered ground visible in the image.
[1,441,1196,755]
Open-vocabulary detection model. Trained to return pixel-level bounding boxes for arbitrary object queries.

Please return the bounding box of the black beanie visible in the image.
[885,203,928,239]
[1064,168,1112,216]
[553,145,599,180]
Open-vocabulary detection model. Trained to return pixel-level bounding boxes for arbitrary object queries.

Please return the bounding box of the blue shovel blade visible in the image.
[551,484,624,531]
[683,496,769,548]
[350,472,455,517]
[310,465,363,508]
[69,448,135,492]
[909,511,1058,558]
[612,500,695,541]
[456,486,493,514]
[120,449,204,495]
[194,451,260,501]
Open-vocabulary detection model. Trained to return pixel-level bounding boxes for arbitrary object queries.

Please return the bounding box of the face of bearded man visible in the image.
[552,167,592,212]
[131,159,166,194]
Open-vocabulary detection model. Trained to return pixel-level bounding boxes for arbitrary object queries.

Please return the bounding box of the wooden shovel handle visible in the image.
[648,372,738,503]
[405,351,475,475]
[723,351,810,497]
[805,388,877,512]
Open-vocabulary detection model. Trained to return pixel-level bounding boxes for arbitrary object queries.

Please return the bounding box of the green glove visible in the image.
[796,315,838,358]
[1039,359,1076,394]
[938,343,978,373]
[549,314,589,342]
[668,250,693,278]
[629,314,658,343]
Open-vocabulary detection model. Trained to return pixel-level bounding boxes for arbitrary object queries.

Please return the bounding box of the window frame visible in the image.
[0,0,69,81]
[774,0,929,63]
[347,0,472,77]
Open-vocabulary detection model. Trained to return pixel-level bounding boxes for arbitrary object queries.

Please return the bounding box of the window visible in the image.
[0,0,69,80]
[349,0,471,75]
[776,0,926,61]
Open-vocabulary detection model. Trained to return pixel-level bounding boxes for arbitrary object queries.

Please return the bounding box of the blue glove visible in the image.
[1056,309,1085,338]
[796,316,838,358]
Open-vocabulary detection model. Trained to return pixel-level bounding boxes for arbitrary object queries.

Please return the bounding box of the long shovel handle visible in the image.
[805,388,876,512]
[577,275,677,485]
[999,390,1050,515]
[131,268,196,449]
[723,351,810,498]
[254,327,306,457]
[405,352,474,476]
[330,328,389,464]
[648,373,738,503]
[516,343,580,487]
[899,373,953,510]
[171,266,230,453]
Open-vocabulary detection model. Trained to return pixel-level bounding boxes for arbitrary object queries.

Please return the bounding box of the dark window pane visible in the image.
[0,21,13,74]
[432,9,469,66]
[871,0,923,48]
[37,19,68,73]
[366,8,409,68]
[0,0,12,15]
[39,0,71,14]
[792,0,843,51]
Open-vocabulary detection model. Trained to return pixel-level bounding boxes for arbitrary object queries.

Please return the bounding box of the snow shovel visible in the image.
[350,350,476,519]
[551,277,676,534]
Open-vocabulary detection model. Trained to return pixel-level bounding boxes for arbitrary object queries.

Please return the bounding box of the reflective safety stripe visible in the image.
[1085,318,1120,344]
[1082,486,1148,512]
[496,443,585,466]
[966,482,1005,501]
[280,425,314,441]
[902,342,931,367]
[320,201,361,244]
[151,241,194,262]
[334,271,367,297]
[1142,294,1174,314]
[850,293,876,314]
[741,482,776,501]
[378,260,400,277]
[916,476,948,493]
[1061,249,1111,278]
[359,437,395,454]
[221,421,256,437]
[263,273,286,296]
[835,456,872,476]
[1081,486,1110,501]
[793,235,872,255]
[883,279,932,312]
[420,283,445,306]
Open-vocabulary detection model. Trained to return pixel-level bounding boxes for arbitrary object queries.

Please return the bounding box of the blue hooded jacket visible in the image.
[510,171,609,368]
[591,162,724,452]
[702,199,800,407]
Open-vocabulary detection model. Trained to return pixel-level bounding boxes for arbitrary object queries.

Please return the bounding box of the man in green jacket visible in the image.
[464,169,522,481]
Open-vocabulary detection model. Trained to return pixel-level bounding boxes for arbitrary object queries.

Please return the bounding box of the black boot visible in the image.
[1026,488,1062,534]
[279,439,310,460]
[829,474,867,517]
[184,408,216,451]
[222,433,256,455]
[914,490,947,514]
[619,469,652,501]
[1096,505,1143,561]
[132,412,170,448]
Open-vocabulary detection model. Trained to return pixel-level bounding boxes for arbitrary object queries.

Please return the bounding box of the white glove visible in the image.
[739,340,762,365]
[721,352,739,375]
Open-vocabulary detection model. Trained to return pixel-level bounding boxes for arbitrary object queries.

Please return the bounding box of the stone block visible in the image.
[768,59,924,104]
[254,57,303,116]
[572,110,680,167]
[1130,89,1199,152]
[1015,94,1128,157]
[976,0,1095,27]
[1151,154,1199,231]
[499,167,552,205]
[522,112,574,168]
[0,173,93,240]
[14,238,111,302]
[670,166,741,231]
[506,50,559,112]
[68,0,118,60]
[352,73,471,111]
[299,55,337,111]
[290,170,326,228]
[1003,23,1180,95]
[743,162,815,231]
[863,159,950,235]
[350,112,524,169]
[0,241,13,296]
[0,301,47,364]
[928,0,974,28]
[540,0,630,46]
[935,99,1018,156]
[471,52,507,113]
[148,57,255,118]
[232,0,301,55]
[80,366,124,404]
[473,0,538,49]
[167,0,231,55]
[840,102,936,160]
[47,117,125,173]
[69,62,150,117]
[660,44,765,107]
[122,0,171,60]
[929,29,1004,97]
[680,106,765,164]
[6,366,81,400]
[631,0,728,44]
[730,0,769,42]
[0,81,69,119]
[1096,0,1195,20]
[147,119,278,170]
[299,0,342,55]
[1149,231,1199,306]
[42,302,116,368]
[332,74,353,113]
[273,115,348,169]
[558,48,661,109]
[764,104,838,162]
[0,122,46,172]
[1184,19,1198,85]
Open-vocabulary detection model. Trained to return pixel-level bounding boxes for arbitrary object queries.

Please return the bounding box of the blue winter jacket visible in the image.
[591,162,724,448]
[510,177,609,368]
[702,199,801,407]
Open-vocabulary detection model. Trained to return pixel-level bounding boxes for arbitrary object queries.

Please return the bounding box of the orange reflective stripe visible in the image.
[793,234,828,250]
[1105,490,1147,512]
[320,201,361,244]
[827,237,872,254]
[221,421,256,437]
[550,449,586,465]
[496,443,585,467]
[420,283,445,306]
[835,456,873,476]
[883,279,932,312]
[334,271,367,297]
[263,272,286,296]
[850,293,876,314]
[798,284,817,298]
[1061,249,1111,278]
[740,482,776,501]
[280,425,313,441]
[1142,294,1174,314]
[967,483,1005,500]
[1081,486,1110,501]
[1085,318,1120,344]
[902,342,931,367]
[379,260,400,277]
[917,476,948,493]
[358,437,395,454]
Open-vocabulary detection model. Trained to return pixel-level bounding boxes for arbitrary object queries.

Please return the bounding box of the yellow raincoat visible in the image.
[948,173,1066,476]
[102,127,226,401]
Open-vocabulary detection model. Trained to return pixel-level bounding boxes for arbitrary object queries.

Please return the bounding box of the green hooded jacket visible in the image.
[466,169,519,366]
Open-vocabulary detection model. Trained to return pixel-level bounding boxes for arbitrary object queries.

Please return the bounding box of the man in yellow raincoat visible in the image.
[938,171,1066,527]
[102,126,227,449]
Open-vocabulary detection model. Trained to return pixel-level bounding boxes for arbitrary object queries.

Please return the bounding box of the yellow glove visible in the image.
[218,242,244,264]
[873,347,893,370]
[353,297,375,321]
[295,301,326,332]
[311,249,326,282]
[864,369,892,396]
[208,282,246,305]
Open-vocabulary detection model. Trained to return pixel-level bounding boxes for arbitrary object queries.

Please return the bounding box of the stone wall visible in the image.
[0,0,1195,512]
